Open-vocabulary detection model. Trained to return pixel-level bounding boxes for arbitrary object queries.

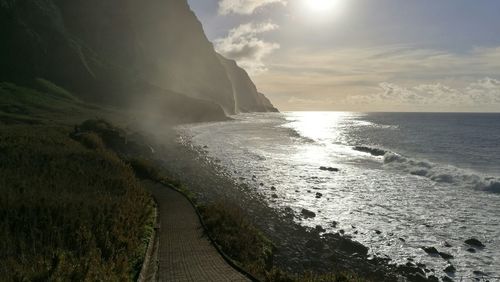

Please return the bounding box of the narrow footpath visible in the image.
[143,180,250,282]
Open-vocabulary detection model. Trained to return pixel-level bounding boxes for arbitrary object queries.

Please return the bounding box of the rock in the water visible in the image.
[271,194,278,199]
[301,209,316,219]
[444,241,452,247]
[473,270,486,276]
[422,246,439,255]
[315,225,326,233]
[465,238,485,248]
[466,248,476,253]
[442,276,453,282]
[399,238,406,242]
[315,192,323,198]
[375,230,382,235]
[439,252,454,260]
[270,186,276,190]
[319,166,339,172]
[331,221,338,228]
[444,264,456,273]
[428,275,439,282]
[339,229,345,234]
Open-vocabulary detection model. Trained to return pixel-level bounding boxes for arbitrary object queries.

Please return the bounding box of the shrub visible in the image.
[0,124,154,281]
[199,203,274,279]
[129,158,160,181]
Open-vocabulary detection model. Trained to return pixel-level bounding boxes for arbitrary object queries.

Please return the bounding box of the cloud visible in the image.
[218,0,286,15]
[340,78,500,111]
[252,46,500,111]
[215,22,280,74]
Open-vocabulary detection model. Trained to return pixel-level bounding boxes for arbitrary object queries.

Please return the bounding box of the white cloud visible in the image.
[218,0,286,15]
[215,22,280,74]
[252,46,500,111]
[340,78,500,111]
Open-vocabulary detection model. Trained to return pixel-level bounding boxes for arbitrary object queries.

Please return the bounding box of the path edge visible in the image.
[137,202,159,282]
[156,180,260,282]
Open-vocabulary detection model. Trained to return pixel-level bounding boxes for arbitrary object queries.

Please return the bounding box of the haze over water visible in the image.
[180,112,500,279]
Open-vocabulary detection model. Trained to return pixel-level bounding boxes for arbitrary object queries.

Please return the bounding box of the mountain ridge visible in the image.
[0,0,278,122]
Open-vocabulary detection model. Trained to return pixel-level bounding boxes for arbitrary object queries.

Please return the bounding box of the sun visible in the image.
[303,0,340,13]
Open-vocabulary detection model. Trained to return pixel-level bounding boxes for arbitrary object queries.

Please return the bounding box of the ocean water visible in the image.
[179,112,500,280]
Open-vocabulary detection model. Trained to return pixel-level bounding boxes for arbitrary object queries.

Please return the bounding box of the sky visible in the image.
[187,0,500,112]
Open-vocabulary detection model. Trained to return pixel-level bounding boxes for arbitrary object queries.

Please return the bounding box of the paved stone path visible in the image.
[145,181,250,282]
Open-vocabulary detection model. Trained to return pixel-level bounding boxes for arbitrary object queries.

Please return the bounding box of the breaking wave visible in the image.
[358,146,500,193]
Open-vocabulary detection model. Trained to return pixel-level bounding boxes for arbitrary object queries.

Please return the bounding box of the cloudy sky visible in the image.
[187,0,500,112]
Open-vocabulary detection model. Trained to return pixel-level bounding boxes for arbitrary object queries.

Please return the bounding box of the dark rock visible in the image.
[319,166,339,172]
[305,238,324,251]
[467,248,476,253]
[399,238,406,242]
[353,146,387,156]
[473,270,486,276]
[339,229,345,234]
[328,235,369,256]
[315,225,326,233]
[331,221,338,228]
[301,209,316,219]
[375,230,382,235]
[428,275,439,282]
[439,252,454,260]
[271,194,278,199]
[442,276,454,282]
[465,238,485,248]
[270,186,276,191]
[260,182,264,186]
[444,264,456,273]
[354,231,358,234]
[444,241,452,247]
[203,145,208,148]
[409,272,428,282]
[422,246,439,255]
[315,192,323,198]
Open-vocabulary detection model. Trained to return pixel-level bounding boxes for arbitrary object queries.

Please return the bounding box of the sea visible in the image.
[179,112,500,280]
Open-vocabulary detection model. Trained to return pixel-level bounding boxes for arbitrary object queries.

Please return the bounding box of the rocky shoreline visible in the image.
[147,129,460,282]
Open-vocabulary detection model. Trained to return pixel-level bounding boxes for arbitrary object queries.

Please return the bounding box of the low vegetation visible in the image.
[0,120,155,280]
[199,203,367,282]
[0,79,366,281]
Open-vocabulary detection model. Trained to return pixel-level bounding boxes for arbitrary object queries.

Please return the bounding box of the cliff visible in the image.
[0,0,277,122]
[217,54,279,113]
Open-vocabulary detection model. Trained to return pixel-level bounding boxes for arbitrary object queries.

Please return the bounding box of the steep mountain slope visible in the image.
[218,54,279,113]
[0,0,277,120]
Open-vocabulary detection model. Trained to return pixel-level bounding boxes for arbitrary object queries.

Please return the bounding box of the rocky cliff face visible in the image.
[0,0,277,120]
[218,54,279,113]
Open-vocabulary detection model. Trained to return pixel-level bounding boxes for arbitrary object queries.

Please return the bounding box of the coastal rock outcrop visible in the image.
[465,238,485,248]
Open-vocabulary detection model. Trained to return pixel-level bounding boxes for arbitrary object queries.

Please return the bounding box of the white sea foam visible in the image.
[381,151,500,193]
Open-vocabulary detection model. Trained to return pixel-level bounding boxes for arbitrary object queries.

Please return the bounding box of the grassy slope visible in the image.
[0,81,155,281]
[0,81,367,281]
